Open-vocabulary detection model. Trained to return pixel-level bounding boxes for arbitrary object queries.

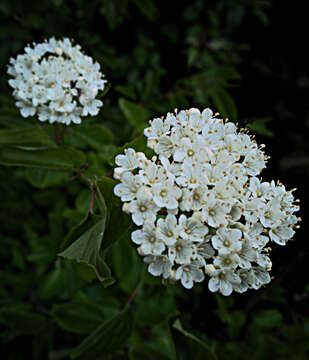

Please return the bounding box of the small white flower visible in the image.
[176,160,208,189]
[16,101,36,117]
[249,177,272,199]
[132,222,165,255]
[260,199,284,228]
[211,228,242,255]
[175,261,205,289]
[139,161,167,185]
[214,253,240,268]
[114,148,145,179]
[144,255,173,278]
[144,117,170,139]
[156,214,180,246]
[249,266,271,290]
[201,196,230,227]
[244,223,269,250]
[152,179,181,209]
[242,150,266,176]
[208,268,241,296]
[180,185,209,211]
[168,238,197,265]
[127,187,159,226]
[178,214,208,242]
[269,223,294,245]
[113,172,142,202]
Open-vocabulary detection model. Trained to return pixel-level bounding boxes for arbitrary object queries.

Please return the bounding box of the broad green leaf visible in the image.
[248,117,273,137]
[49,349,75,360]
[0,126,55,146]
[134,0,158,21]
[0,114,33,129]
[114,85,136,100]
[96,176,119,215]
[227,311,246,338]
[61,213,101,251]
[173,319,218,360]
[0,147,86,171]
[66,124,114,150]
[118,98,148,130]
[135,292,178,326]
[71,308,133,359]
[37,267,66,299]
[210,88,237,121]
[58,215,114,286]
[96,177,132,251]
[252,309,283,329]
[0,308,47,334]
[111,232,143,294]
[51,302,105,334]
[100,0,128,29]
[103,206,132,251]
[130,323,176,360]
[187,47,199,66]
[32,326,52,360]
[25,168,70,189]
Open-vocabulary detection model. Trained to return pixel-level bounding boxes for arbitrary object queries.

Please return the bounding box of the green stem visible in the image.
[53,123,62,145]
[124,282,142,310]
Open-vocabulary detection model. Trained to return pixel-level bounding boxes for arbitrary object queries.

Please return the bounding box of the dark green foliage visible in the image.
[0,1,307,359]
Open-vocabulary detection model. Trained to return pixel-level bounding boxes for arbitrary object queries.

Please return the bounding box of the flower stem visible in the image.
[89,188,96,214]
[105,169,114,178]
[53,123,62,145]
[124,282,142,309]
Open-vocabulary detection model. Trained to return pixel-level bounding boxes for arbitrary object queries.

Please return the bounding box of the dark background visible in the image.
[0,0,308,359]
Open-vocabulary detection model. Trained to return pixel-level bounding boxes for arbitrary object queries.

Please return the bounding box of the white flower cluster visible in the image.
[7,38,106,125]
[113,108,300,295]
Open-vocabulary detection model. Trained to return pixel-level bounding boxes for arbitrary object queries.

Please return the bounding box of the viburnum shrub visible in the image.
[7,38,106,125]
[114,108,300,295]
[5,38,301,297]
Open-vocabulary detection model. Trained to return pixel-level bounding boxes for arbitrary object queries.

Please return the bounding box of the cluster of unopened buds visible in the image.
[114,107,300,295]
[7,37,106,125]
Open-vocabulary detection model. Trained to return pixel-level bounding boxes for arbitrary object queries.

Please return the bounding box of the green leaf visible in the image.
[61,212,99,251]
[58,215,114,286]
[130,322,176,360]
[118,98,148,130]
[100,0,128,29]
[37,267,66,299]
[66,124,114,150]
[51,302,105,334]
[135,292,178,326]
[97,82,111,99]
[49,348,75,360]
[0,147,86,171]
[210,88,237,121]
[96,176,119,215]
[111,231,143,294]
[173,319,217,360]
[96,177,132,251]
[134,0,157,21]
[0,126,55,146]
[252,309,283,329]
[25,168,70,189]
[0,308,47,334]
[187,47,199,66]
[114,85,137,100]
[248,117,273,137]
[71,308,133,359]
